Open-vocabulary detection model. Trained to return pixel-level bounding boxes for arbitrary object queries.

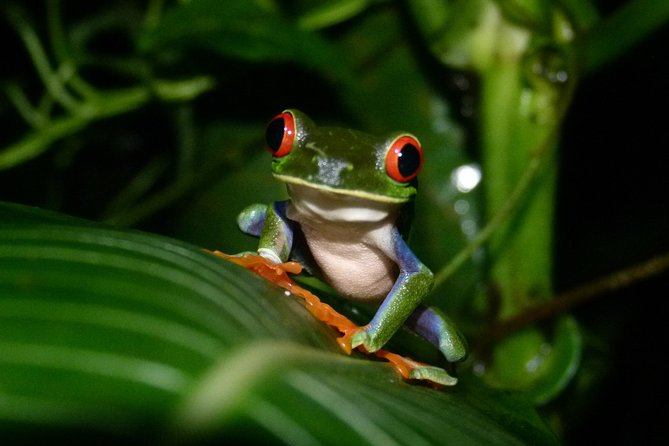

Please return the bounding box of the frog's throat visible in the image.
[273,174,410,204]
[285,182,400,224]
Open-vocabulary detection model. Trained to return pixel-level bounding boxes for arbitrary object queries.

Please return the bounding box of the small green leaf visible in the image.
[297,0,372,30]
[482,316,582,405]
[139,0,343,72]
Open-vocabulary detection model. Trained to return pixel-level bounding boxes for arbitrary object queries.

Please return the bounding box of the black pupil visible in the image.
[398,143,420,178]
[266,117,285,153]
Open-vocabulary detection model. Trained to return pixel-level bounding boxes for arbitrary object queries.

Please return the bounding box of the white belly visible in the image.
[284,185,402,302]
[301,223,398,302]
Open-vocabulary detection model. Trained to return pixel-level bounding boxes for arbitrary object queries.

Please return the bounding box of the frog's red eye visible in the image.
[385,135,423,182]
[265,111,295,157]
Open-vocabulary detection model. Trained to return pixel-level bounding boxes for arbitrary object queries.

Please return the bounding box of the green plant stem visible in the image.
[0,75,213,171]
[99,156,171,221]
[584,0,669,73]
[0,87,150,170]
[8,4,80,111]
[175,105,197,178]
[144,0,165,29]
[104,174,196,227]
[434,60,576,301]
[433,83,572,293]
[46,0,98,100]
[103,148,229,227]
[298,0,370,30]
[433,131,552,290]
[47,0,68,64]
[4,83,46,128]
[483,62,558,317]
[479,251,669,346]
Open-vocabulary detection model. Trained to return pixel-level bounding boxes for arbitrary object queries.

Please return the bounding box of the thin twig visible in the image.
[478,251,669,346]
[7,4,80,111]
[46,0,98,100]
[4,83,46,128]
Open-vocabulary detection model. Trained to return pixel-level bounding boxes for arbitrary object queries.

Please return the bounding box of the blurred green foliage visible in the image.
[1,0,668,443]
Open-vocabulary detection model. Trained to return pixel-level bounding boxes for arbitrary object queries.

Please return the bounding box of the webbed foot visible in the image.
[350,326,384,353]
[377,351,458,386]
[408,365,458,386]
[438,326,468,363]
[209,251,302,275]
[407,306,468,363]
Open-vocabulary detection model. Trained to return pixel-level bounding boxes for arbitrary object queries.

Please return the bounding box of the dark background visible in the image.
[1,2,667,443]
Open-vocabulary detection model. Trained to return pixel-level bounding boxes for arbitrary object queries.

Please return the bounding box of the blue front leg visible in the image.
[238,201,318,273]
[352,227,467,363]
[237,203,267,237]
[351,228,432,353]
[238,201,293,263]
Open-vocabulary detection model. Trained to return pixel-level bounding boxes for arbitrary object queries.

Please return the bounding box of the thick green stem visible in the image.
[481,27,575,318]
[432,2,574,319]
[481,53,565,318]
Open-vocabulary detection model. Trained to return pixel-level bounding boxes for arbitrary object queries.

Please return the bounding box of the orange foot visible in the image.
[210,251,457,386]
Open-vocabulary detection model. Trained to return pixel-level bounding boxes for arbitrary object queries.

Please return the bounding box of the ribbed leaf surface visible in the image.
[0,202,557,445]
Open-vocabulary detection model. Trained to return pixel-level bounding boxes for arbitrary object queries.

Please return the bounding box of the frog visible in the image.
[237,109,467,383]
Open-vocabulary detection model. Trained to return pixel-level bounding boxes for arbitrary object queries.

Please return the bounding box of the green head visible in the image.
[264,109,423,203]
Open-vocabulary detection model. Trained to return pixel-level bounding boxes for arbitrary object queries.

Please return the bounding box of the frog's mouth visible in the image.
[274,174,408,203]
[283,181,401,223]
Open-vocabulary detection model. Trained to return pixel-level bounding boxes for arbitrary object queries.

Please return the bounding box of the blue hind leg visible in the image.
[406,305,467,363]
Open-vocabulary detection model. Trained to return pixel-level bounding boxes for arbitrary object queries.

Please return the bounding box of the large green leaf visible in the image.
[0,202,557,444]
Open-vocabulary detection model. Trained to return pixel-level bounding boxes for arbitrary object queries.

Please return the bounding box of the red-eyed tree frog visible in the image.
[238,109,467,383]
